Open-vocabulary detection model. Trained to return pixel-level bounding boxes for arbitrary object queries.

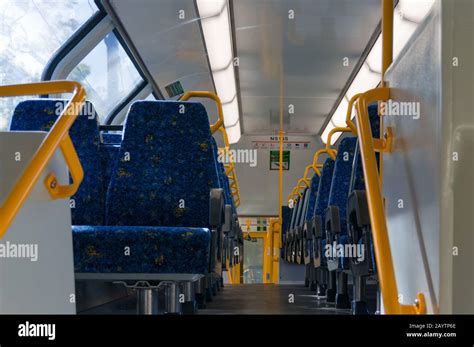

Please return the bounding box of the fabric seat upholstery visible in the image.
[10,99,105,226]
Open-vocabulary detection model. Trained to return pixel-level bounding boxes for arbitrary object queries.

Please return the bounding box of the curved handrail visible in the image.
[181,91,241,208]
[325,126,353,150]
[355,86,425,314]
[0,81,86,239]
[180,91,224,134]
[345,93,362,134]
[311,148,337,176]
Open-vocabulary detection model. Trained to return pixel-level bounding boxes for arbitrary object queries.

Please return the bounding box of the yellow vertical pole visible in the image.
[279,81,284,230]
[263,230,271,284]
[380,0,393,181]
[271,219,280,283]
[277,69,284,284]
[381,0,393,84]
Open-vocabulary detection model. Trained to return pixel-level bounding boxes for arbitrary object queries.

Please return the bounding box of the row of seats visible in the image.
[282,104,380,314]
[10,98,241,312]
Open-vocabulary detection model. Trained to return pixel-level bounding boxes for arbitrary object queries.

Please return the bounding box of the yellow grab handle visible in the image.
[0,81,86,239]
[180,91,224,135]
[311,148,337,176]
[345,93,362,134]
[45,134,84,199]
[181,91,241,208]
[355,86,425,314]
[325,126,353,150]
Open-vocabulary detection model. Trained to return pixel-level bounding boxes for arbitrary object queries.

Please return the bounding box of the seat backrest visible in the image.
[106,100,220,227]
[288,198,299,232]
[349,103,381,193]
[281,206,292,234]
[305,174,320,222]
[295,188,309,229]
[327,137,358,235]
[210,136,234,209]
[10,99,105,225]
[290,189,306,232]
[100,144,120,194]
[313,158,335,226]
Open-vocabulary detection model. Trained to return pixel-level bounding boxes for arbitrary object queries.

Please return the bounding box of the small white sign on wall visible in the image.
[251,135,311,150]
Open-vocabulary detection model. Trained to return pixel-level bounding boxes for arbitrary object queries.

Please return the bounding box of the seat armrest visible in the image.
[222,204,232,233]
[324,205,341,234]
[311,215,323,238]
[347,190,370,227]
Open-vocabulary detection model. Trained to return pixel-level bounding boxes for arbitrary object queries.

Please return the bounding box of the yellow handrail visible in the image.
[355,87,425,314]
[345,93,362,134]
[0,81,86,239]
[311,148,337,176]
[181,91,224,134]
[181,91,241,208]
[218,127,241,208]
[325,126,353,150]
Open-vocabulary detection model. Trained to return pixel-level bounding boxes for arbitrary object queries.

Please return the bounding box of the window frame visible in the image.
[41,1,162,124]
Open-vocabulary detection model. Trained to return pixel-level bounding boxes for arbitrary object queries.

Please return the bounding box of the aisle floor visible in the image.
[81,284,353,315]
[200,284,350,315]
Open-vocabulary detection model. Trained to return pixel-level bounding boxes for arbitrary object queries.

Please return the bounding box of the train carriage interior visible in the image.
[0,0,473,321]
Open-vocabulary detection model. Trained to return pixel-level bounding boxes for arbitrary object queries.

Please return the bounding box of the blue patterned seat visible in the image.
[73,100,220,274]
[325,137,358,270]
[305,174,320,222]
[73,226,210,274]
[311,158,335,267]
[347,104,380,273]
[100,144,120,194]
[293,186,311,264]
[10,99,105,226]
[281,206,292,234]
[106,101,220,227]
[210,137,235,210]
[303,174,320,263]
[284,196,300,261]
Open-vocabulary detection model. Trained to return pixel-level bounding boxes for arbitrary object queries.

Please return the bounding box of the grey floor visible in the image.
[200,284,350,315]
[81,284,353,315]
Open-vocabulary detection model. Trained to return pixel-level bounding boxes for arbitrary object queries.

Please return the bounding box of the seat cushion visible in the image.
[73,226,211,274]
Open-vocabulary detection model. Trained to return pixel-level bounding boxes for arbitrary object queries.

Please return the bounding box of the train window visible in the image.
[66,32,143,121]
[0,0,98,129]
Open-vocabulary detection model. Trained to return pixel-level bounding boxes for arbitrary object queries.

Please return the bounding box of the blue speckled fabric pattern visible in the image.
[106,101,220,227]
[351,103,381,192]
[209,136,236,211]
[312,159,335,266]
[101,133,122,145]
[72,225,211,274]
[350,141,365,192]
[368,103,380,138]
[328,137,357,235]
[313,158,335,226]
[100,144,120,194]
[305,174,320,221]
[345,103,381,271]
[10,99,105,225]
